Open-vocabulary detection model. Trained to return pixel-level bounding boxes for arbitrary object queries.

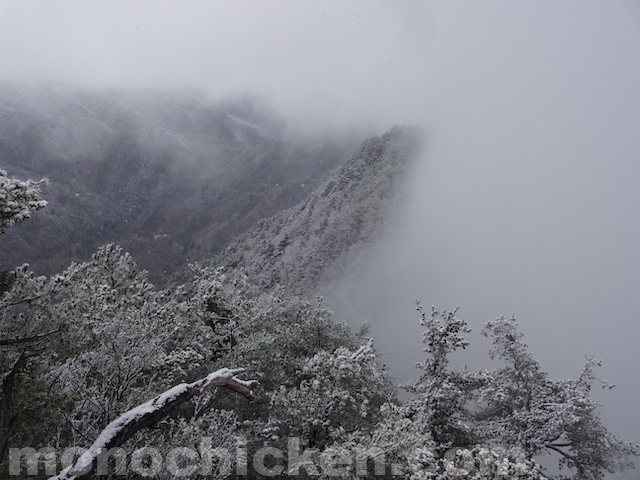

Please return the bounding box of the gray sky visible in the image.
[0,0,436,130]
[1,0,640,475]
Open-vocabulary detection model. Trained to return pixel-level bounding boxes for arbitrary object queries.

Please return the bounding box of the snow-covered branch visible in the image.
[0,328,59,346]
[0,169,48,234]
[49,368,258,480]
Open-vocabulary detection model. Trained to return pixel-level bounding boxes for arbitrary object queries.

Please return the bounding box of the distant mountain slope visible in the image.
[216,126,423,296]
[0,82,360,282]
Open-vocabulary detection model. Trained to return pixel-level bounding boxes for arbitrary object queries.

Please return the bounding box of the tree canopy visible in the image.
[0,169,47,234]
[0,167,637,480]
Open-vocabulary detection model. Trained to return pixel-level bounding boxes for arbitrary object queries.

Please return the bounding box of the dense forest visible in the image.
[0,86,638,480]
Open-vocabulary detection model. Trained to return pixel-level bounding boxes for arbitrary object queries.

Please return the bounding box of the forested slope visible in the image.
[0,82,359,282]
[217,125,422,296]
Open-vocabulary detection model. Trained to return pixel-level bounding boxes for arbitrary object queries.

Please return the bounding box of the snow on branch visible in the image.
[0,328,60,346]
[0,169,48,233]
[49,368,258,480]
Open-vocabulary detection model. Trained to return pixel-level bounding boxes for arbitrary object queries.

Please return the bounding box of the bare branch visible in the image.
[545,443,578,462]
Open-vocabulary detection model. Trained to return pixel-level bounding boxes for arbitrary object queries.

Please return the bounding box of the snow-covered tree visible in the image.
[37,245,233,447]
[437,447,547,480]
[476,316,640,480]
[0,169,50,463]
[268,340,393,450]
[179,265,397,477]
[314,404,547,480]
[187,265,366,402]
[0,168,47,234]
[403,303,479,456]
[400,306,638,480]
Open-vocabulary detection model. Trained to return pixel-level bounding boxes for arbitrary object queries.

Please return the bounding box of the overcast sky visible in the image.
[0,0,436,130]
[1,1,640,476]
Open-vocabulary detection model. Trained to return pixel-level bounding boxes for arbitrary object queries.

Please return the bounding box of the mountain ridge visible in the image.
[0,82,361,282]
[214,125,423,297]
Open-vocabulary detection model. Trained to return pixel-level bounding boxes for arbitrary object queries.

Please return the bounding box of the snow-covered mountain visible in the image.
[216,126,423,296]
[0,82,360,282]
